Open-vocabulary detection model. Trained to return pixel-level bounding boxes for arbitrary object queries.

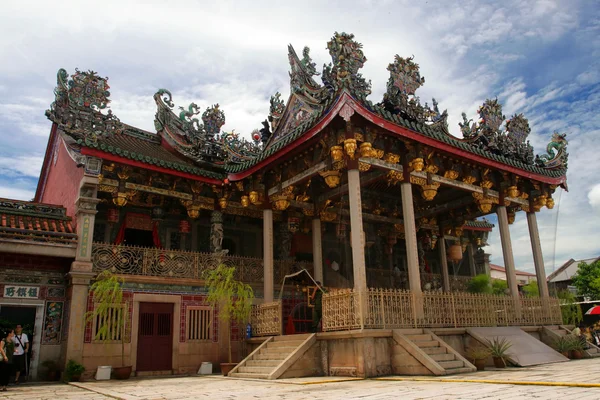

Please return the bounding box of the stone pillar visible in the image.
[401,182,423,318]
[527,212,550,298]
[439,237,450,292]
[65,175,100,364]
[348,168,367,329]
[497,206,520,302]
[210,210,224,253]
[312,219,323,283]
[347,169,367,293]
[467,243,477,277]
[263,209,274,303]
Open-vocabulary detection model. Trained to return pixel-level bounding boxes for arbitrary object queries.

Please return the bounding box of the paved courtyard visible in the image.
[1,359,599,400]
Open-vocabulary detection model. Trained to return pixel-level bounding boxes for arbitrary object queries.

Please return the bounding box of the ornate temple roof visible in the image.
[45,32,568,185]
[0,198,77,245]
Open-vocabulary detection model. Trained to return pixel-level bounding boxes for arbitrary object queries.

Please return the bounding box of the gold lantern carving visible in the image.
[271,194,290,211]
[473,192,494,214]
[319,170,341,188]
[320,210,337,222]
[420,182,440,201]
[409,157,424,172]
[359,142,373,158]
[443,170,459,180]
[448,243,463,262]
[112,191,131,207]
[240,195,250,208]
[330,145,344,162]
[507,210,516,225]
[249,190,262,206]
[463,175,477,185]
[218,197,228,210]
[185,202,201,219]
[384,153,400,164]
[506,185,520,198]
[546,197,555,209]
[343,138,357,159]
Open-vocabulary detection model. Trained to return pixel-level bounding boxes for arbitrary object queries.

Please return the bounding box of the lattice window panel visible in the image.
[92,304,126,343]
[187,307,212,341]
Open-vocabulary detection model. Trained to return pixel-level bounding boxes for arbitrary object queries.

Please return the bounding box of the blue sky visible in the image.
[0,0,599,275]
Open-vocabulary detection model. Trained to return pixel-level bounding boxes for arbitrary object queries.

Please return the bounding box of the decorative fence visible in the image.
[250,302,282,336]
[367,269,472,292]
[322,288,562,331]
[91,242,312,283]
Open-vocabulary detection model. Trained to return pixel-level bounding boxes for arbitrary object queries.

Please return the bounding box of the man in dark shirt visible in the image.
[311,282,326,333]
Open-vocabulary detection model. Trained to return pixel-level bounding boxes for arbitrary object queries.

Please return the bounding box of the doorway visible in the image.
[136,302,173,372]
[0,302,43,380]
[123,229,154,247]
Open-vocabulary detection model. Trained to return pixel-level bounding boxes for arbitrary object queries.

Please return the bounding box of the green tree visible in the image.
[522,280,540,297]
[491,279,508,295]
[467,274,492,294]
[204,264,254,364]
[557,290,583,325]
[571,259,600,299]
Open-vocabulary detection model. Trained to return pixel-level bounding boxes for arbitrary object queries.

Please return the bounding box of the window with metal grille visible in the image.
[187,307,212,341]
[92,305,125,342]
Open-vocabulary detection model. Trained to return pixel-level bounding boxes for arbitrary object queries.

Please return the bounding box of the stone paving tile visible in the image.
[1,358,600,400]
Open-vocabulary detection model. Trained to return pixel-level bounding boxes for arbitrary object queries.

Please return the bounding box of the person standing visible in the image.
[0,330,15,391]
[311,282,326,333]
[12,325,28,384]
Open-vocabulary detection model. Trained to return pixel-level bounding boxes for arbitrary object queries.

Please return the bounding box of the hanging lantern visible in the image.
[240,195,250,208]
[186,204,201,219]
[107,208,119,224]
[112,192,129,207]
[336,220,348,239]
[272,194,290,211]
[447,243,463,262]
[219,197,228,210]
[179,220,191,234]
[288,216,300,233]
[152,206,164,221]
[330,145,344,162]
[319,170,341,188]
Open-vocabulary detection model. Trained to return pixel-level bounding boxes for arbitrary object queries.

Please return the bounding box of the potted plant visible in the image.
[554,336,573,357]
[85,270,132,380]
[466,346,490,371]
[569,336,585,359]
[41,360,60,381]
[64,359,85,382]
[204,264,254,376]
[486,337,512,368]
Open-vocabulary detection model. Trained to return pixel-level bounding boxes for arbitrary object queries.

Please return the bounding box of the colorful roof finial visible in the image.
[322,32,371,97]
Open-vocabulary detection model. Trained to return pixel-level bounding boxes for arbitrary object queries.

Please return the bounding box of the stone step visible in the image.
[267,341,304,348]
[438,360,464,369]
[254,353,287,361]
[246,360,281,367]
[444,367,475,375]
[395,329,424,335]
[555,330,567,336]
[587,347,598,354]
[413,340,439,348]
[422,346,447,355]
[430,353,455,362]
[261,346,298,354]
[273,334,312,342]
[229,372,270,379]
[405,334,432,341]
[238,366,273,374]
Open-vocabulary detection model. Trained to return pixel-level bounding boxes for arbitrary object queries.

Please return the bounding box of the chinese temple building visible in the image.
[5,32,571,379]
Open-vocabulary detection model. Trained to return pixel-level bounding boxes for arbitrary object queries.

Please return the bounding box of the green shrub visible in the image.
[492,279,508,295]
[468,274,492,294]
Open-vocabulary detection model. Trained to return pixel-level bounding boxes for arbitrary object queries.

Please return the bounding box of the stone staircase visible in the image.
[393,329,476,375]
[547,325,600,358]
[229,334,314,379]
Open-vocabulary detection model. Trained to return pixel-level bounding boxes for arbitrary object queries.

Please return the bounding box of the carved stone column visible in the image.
[348,168,367,328]
[467,243,477,277]
[347,169,367,293]
[497,206,520,303]
[210,211,224,253]
[263,209,274,303]
[65,174,100,365]
[401,182,423,306]
[312,219,323,283]
[439,237,450,292]
[527,212,550,298]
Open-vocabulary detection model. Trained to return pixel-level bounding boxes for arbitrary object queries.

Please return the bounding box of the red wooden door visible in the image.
[136,302,173,371]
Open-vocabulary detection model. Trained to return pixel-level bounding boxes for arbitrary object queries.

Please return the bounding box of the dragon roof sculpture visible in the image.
[46,32,569,180]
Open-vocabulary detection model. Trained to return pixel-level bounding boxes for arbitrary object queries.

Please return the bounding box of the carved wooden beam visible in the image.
[267,160,327,196]
[316,170,385,204]
[360,158,527,206]
[289,200,404,224]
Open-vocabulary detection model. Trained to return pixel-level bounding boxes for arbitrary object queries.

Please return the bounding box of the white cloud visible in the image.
[0,186,34,201]
[0,155,44,178]
[589,184,600,211]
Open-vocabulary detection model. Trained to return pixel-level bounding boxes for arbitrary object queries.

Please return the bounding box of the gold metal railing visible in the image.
[250,301,282,336]
[91,242,312,283]
[322,288,563,331]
